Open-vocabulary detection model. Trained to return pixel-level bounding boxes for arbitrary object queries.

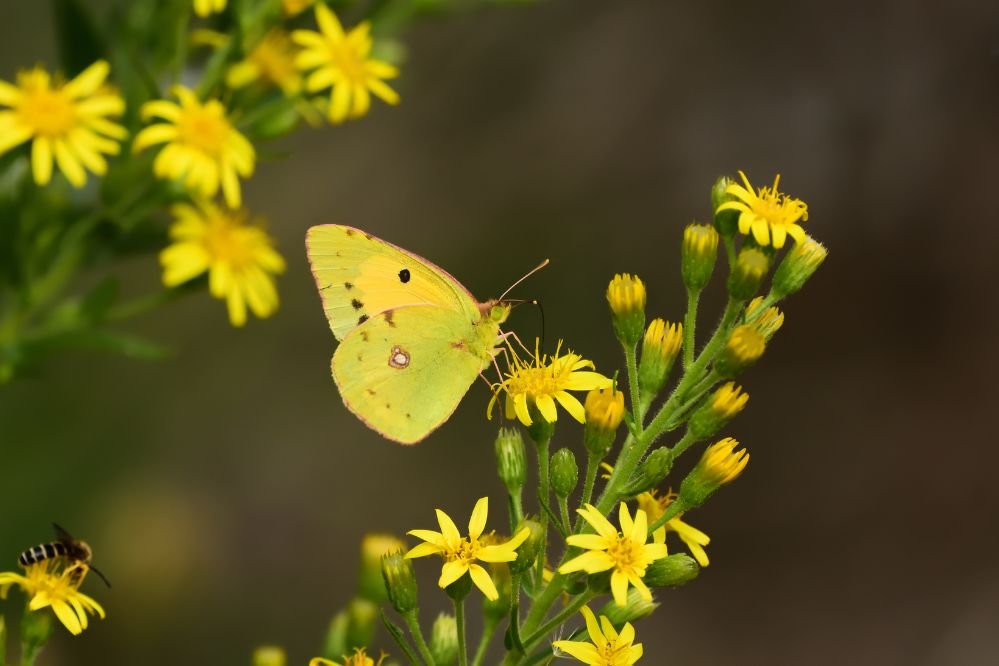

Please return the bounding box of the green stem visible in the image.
[507,573,523,654]
[454,598,468,666]
[648,497,687,534]
[470,618,499,666]
[520,590,595,654]
[577,453,601,525]
[745,291,779,321]
[403,611,436,666]
[507,491,524,534]
[534,435,551,588]
[669,430,698,459]
[557,495,571,536]
[723,236,736,267]
[624,343,643,425]
[683,288,700,368]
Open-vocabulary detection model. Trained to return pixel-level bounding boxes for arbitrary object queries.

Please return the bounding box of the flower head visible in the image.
[490,341,611,427]
[746,297,784,341]
[193,0,226,17]
[310,648,385,666]
[715,325,766,378]
[228,30,303,95]
[135,85,255,208]
[772,234,827,297]
[716,170,808,249]
[0,561,105,635]
[636,489,711,567]
[560,503,668,607]
[292,5,400,124]
[0,60,126,187]
[679,437,749,509]
[405,497,530,601]
[606,274,646,345]
[687,382,748,439]
[681,223,719,291]
[552,605,643,665]
[283,0,315,16]
[160,200,285,327]
[638,319,682,397]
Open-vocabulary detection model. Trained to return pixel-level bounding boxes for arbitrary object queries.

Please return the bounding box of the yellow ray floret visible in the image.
[552,605,644,665]
[716,170,808,249]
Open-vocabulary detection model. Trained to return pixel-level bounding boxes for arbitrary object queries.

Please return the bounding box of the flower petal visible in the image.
[467,496,488,541]
[468,564,498,600]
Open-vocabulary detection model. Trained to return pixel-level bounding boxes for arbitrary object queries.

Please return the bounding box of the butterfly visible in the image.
[306,225,542,444]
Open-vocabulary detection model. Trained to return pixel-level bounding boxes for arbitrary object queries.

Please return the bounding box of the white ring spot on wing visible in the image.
[389,346,410,369]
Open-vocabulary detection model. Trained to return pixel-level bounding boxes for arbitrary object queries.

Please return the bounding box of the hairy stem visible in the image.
[403,611,436,666]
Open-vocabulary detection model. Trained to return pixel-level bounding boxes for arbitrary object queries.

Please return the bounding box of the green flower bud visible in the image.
[358,534,405,602]
[346,598,378,651]
[597,587,660,624]
[429,613,459,666]
[583,387,625,457]
[509,519,544,575]
[526,404,555,446]
[772,235,827,298]
[711,175,739,237]
[381,550,418,614]
[681,223,719,292]
[252,646,286,666]
[644,553,700,588]
[481,563,513,622]
[20,609,53,665]
[607,273,646,347]
[746,297,784,341]
[550,448,579,498]
[727,248,770,301]
[638,319,682,399]
[714,325,766,378]
[320,611,349,662]
[679,437,749,509]
[620,447,673,497]
[687,382,748,440]
[494,427,527,495]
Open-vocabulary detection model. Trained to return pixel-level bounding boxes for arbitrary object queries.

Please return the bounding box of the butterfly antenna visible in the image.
[499,259,549,302]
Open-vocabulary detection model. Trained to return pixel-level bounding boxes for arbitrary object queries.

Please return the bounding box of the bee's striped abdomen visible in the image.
[18,541,69,567]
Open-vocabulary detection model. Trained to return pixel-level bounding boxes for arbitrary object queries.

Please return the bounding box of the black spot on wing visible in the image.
[344,282,353,290]
[358,314,369,325]
[345,229,355,236]
[352,298,364,310]
[399,268,411,283]
[384,310,396,327]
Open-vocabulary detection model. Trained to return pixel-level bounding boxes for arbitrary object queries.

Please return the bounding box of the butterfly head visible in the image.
[481,301,511,325]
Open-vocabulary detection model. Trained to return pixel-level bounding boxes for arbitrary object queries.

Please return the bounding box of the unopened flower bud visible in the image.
[746,297,784,341]
[429,613,459,666]
[715,325,765,378]
[772,235,827,298]
[644,553,700,588]
[679,437,749,508]
[711,175,739,237]
[584,387,624,457]
[509,519,544,575]
[494,427,527,495]
[320,611,349,663]
[346,597,378,650]
[253,646,286,666]
[681,223,719,292]
[607,273,646,346]
[550,448,579,498]
[20,607,52,662]
[381,550,418,614]
[597,587,660,624]
[621,447,673,497]
[358,534,405,602]
[727,248,769,301]
[638,319,682,398]
[687,382,748,440]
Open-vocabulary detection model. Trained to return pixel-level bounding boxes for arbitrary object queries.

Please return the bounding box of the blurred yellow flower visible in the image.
[228,30,303,95]
[310,648,385,666]
[160,200,285,327]
[560,503,667,607]
[193,0,226,17]
[0,561,105,635]
[292,4,400,124]
[135,85,254,208]
[283,0,314,16]
[716,170,808,248]
[405,497,530,600]
[490,341,612,426]
[0,60,125,187]
[636,489,711,567]
[552,605,643,665]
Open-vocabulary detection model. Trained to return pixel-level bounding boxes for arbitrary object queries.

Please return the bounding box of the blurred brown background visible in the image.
[2,0,999,664]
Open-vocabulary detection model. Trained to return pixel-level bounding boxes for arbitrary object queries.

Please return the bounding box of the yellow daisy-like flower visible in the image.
[292,4,400,124]
[134,85,255,208]
[193,0,226,17]
[310,648,385,666]
[489,341,612,427]
[636,489,711,567]
[160,200,285,327]
[552,605,643,666]
[0,60,126,187]
[716,170,808,249]
[283,0,315,16]
[560,503,667,607]
[0,561,106,635]
[227,30,303,95]
[404,497,530,601]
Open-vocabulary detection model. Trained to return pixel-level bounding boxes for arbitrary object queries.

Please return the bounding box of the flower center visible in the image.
[446,537,481,564]
[205,216,255,269]
[606,535,642,571]
[253,36,298,88]
[329,43,367,83]
[20,88,75,137]
[177,108,229,157]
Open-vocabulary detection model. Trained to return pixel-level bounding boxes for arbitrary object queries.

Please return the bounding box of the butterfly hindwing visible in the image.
[306,225,480,341]
[332,306,498,444]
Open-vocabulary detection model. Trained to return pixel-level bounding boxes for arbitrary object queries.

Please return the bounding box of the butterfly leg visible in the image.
[501,329,536,358]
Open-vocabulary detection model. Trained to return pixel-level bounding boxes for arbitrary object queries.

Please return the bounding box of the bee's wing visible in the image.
[52,522,74,542]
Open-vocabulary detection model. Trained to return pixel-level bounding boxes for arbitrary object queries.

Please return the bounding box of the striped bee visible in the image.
[19,523,111,587]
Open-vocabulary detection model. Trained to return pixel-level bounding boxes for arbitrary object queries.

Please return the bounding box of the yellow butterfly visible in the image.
[306,225,540,444]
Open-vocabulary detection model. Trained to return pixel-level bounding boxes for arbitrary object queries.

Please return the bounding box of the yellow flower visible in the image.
[489,340,612,427]
[160,200,285,327]
[310,648,385,666]
[193,0,226,17]
[227,30,303,95]
[716,170,808,249]
[552,605,643,665]
[636,490,711,567]
[292,5,400,124]
[404,497,530,600]
[0,561,105,635]
[0,60,126,187]
[584,386,625,434]
[134,85,255,208]
[560,503,668,607]
[283,0,315,16]
[698,437,749,486]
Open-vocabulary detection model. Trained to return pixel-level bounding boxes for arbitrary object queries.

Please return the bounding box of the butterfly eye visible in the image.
[398,268,411,283]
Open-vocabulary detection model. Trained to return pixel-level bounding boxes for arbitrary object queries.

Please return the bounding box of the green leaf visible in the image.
[25,329,171,361]
[80,276,120,324]
[52,0,107,76]
[379,610,421,666]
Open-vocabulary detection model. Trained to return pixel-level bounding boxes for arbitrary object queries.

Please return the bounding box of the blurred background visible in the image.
[2,0,999,664]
